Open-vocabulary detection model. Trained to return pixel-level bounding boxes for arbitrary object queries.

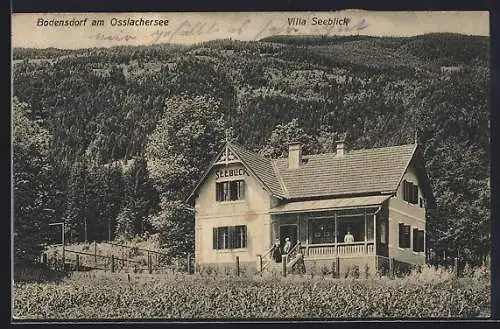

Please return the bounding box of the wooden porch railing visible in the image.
[259,241,302,273]
[259,245,276,272]
[301,241,375,258]
[285,241,302,267]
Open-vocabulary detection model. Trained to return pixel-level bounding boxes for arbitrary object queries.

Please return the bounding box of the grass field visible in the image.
[12,264,490,320]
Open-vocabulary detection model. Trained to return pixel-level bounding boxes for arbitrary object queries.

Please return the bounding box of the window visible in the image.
[213,225,247,249]
[338,216,365,243]
[403,180,419,204]
[379,220,387,244]
[413,228,425,252]
[398,223,411,248]
[367,218,374,241]
[309,218,335,244]
[216,180,245,201]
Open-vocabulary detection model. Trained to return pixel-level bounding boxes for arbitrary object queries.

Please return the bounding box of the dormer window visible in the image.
[403,180,418,204]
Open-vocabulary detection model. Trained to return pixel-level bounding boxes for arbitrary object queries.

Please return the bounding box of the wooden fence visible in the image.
[42,241,195,274]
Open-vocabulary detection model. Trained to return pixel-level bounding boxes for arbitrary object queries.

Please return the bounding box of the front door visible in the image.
[280,224,298,248]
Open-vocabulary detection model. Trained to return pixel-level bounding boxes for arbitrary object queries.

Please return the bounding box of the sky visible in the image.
[12,11,489,49]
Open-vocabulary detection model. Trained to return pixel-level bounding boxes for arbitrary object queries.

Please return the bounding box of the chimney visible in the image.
[288,141,302,169]
[336,139,349,157]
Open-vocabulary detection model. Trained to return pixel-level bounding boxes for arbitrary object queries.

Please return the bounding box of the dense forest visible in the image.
[12,33,490,266]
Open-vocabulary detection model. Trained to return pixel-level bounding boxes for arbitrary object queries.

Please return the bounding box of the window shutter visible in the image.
[399,223,404,248]
[216,183,221,201]
[412,185,419,204]
[399,224,410,248]
[403,181,408,201]
[238,181,245,200]
[413,228,419,251]
[241,226,247,248]
[405,225,411,248]
[213,227,218,249]
[418,230,425,252]
[230,181,237,201]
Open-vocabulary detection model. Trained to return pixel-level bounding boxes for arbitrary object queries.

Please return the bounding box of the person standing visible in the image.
[283,237,292,254]
[272,239,282,263]
[344,228,354,243]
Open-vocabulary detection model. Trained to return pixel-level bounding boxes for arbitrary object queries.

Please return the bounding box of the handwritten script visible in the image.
[86,17,369,45]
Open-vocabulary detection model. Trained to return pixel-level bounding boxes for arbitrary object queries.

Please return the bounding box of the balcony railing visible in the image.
[300,241,374,258]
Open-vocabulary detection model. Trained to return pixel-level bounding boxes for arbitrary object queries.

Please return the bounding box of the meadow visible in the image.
[13,264,490,320]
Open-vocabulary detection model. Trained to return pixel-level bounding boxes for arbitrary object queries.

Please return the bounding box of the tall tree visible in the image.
[149,199,194,258]
[13,97,55,265]
[415,70,489,264]
[146,94,226,200]
[101,163,125,241]
[63,160,88,243]
[260,118,318,158]
[115,156,157,239]
[145,94,225,255]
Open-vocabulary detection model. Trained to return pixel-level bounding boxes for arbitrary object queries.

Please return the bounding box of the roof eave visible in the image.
[227,143,286,200]
[185,145,227,204]
[394,144,435,207]
[186,143,288,203]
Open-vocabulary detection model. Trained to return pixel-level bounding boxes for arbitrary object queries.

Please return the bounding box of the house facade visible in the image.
[186,140,434,275]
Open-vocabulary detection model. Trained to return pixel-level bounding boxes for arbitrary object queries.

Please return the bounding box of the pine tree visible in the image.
[115,156,156,239]
[64,160,88,243]
[13,98,55,265]
[101,163,124,241]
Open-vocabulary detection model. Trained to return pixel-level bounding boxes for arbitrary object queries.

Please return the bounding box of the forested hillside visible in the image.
[12,33,489,265]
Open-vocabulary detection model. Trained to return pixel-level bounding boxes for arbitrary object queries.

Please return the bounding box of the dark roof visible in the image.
[228,143,286,197]
[273,144,417,199]
[187,142,433,203]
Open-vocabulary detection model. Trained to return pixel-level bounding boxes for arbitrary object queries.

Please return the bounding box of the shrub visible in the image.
[320,264,330,276]
[12,270,490,319]
[364,263,370,279]
[406,264,455,284]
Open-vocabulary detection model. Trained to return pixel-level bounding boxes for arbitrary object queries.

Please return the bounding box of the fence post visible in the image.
[76,254,80,271]
[282,255,287,277]
[336,256,340,278]
[454,257,459,277]
[187,254,191,274]
[94,242,97,267]
[111,254,115,273]
[257,255,263,274]
[389,258,394,278]
[235,256,240,277]
[148,252,152,274]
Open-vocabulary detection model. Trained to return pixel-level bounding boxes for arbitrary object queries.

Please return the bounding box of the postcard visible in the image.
[11,10,491,321]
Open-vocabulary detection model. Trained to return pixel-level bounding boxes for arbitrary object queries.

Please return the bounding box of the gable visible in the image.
[396,147,435,206]
[186,142,285,203]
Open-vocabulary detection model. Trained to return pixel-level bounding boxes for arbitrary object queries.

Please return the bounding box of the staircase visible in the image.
[259,242,306,275]
[264,261,283,274]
